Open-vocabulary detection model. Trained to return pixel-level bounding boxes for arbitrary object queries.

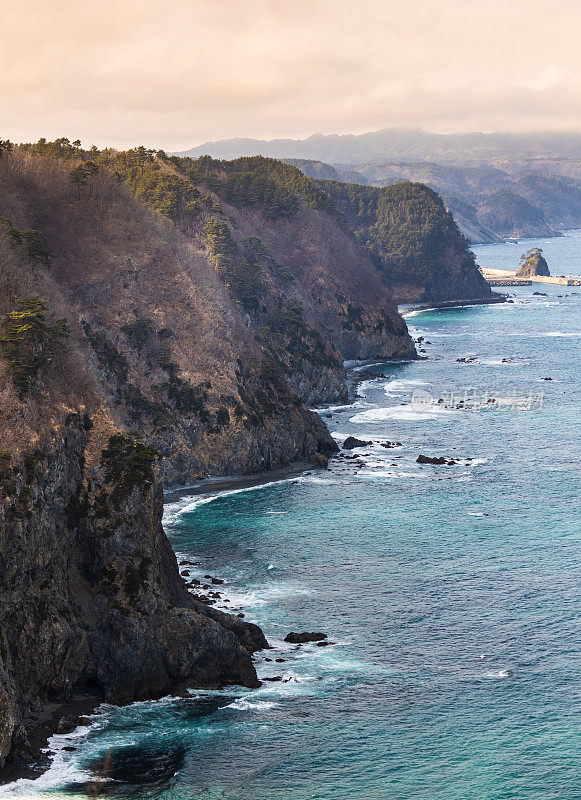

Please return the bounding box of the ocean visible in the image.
[5,232,581,799]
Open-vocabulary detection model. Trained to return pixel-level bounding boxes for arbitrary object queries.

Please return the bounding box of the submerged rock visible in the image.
[56,717,79,735]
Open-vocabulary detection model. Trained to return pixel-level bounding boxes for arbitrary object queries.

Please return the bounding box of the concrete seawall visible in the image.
[480,268,581,287]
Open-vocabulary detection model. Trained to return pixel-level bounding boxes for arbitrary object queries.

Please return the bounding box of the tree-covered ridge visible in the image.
[170,154,337,220]
[18,139,217,221]
[319,180,479,285]
[16,140,336,224]
[8,139,346,392]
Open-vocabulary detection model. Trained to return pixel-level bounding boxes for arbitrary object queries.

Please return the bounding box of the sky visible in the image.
[1,0,580,150]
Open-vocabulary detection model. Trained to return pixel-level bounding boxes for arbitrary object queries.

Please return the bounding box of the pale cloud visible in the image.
[0,0,579,149]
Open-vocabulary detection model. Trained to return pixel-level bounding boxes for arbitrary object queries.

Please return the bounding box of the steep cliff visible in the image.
[9,144,414,416]
[0,282,266,769]
[0,143,415,768]
[318,180,495,304]
[0,416,266,769]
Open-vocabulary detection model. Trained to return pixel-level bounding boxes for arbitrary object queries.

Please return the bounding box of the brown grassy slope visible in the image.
[229,202,412,359]
[0,152,335,484]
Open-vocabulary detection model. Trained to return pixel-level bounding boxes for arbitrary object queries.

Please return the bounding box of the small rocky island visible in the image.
[516,247,550,277]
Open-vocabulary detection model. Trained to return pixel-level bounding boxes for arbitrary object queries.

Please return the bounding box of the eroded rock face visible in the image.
[0,415,266,768]
[516,248,550,277]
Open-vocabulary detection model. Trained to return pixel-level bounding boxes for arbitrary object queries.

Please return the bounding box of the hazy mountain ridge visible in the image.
[350,161,581,241]
[175,128,581,243]
[175,127,581,166]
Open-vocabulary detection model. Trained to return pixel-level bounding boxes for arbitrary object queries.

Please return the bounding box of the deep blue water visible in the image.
[6,233,581,799]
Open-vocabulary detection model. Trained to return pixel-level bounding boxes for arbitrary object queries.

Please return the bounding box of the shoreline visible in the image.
[399,294,506,317]
[0,294,505,790]
[1,465,315,788]
[0,695,101,785]
[0,292,505,789]
[163,461,314,504]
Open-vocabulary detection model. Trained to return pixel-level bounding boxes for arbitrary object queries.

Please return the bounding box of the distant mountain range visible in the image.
[174,127,581,243]
[287,158,581,244]
[174,127,581,166]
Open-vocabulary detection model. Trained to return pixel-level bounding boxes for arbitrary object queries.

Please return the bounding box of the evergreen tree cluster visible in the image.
[0,297,70,395]
[320,180,476,284]
[172,155,336,220]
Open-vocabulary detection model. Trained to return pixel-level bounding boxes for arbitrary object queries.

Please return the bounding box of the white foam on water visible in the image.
[360,470,427,479]
[163,478,295,526]
[483,669,511,679]
[383,378,431,397]
[1,724,100,797]
[221,582,312,611]
[541,331,581,337]
[401,307,449,319]
[350,405,458,423]
[351,361,388,372]
[357,379,385,398]
[310,400,363,412]
[225,699,278,712]
[295,474,343,486]
[507,331,580,337]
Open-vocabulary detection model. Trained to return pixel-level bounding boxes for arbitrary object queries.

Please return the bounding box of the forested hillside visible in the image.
[319,180,494,303]
[179,129,581,243]
[349,161,581,242]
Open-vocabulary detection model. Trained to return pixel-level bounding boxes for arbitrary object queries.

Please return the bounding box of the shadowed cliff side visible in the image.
[0,415,267,770]
[0,150,342,486]
[0,279,266,770]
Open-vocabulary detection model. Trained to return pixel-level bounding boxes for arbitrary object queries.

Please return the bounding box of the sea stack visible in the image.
[516,248,550,277]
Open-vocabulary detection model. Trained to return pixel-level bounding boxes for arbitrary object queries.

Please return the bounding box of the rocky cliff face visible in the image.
[516,248,550,277]
[0,145,416,769]
[1,147,414,484]
[0,413,267,770]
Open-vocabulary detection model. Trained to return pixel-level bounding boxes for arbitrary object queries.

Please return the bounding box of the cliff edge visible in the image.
[0,143,416,769]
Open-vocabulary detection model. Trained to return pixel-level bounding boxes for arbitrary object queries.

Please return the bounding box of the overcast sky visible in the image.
[2,0,580,150]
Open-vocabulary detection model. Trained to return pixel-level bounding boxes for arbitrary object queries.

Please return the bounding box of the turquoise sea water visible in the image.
[5,233,581,799]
